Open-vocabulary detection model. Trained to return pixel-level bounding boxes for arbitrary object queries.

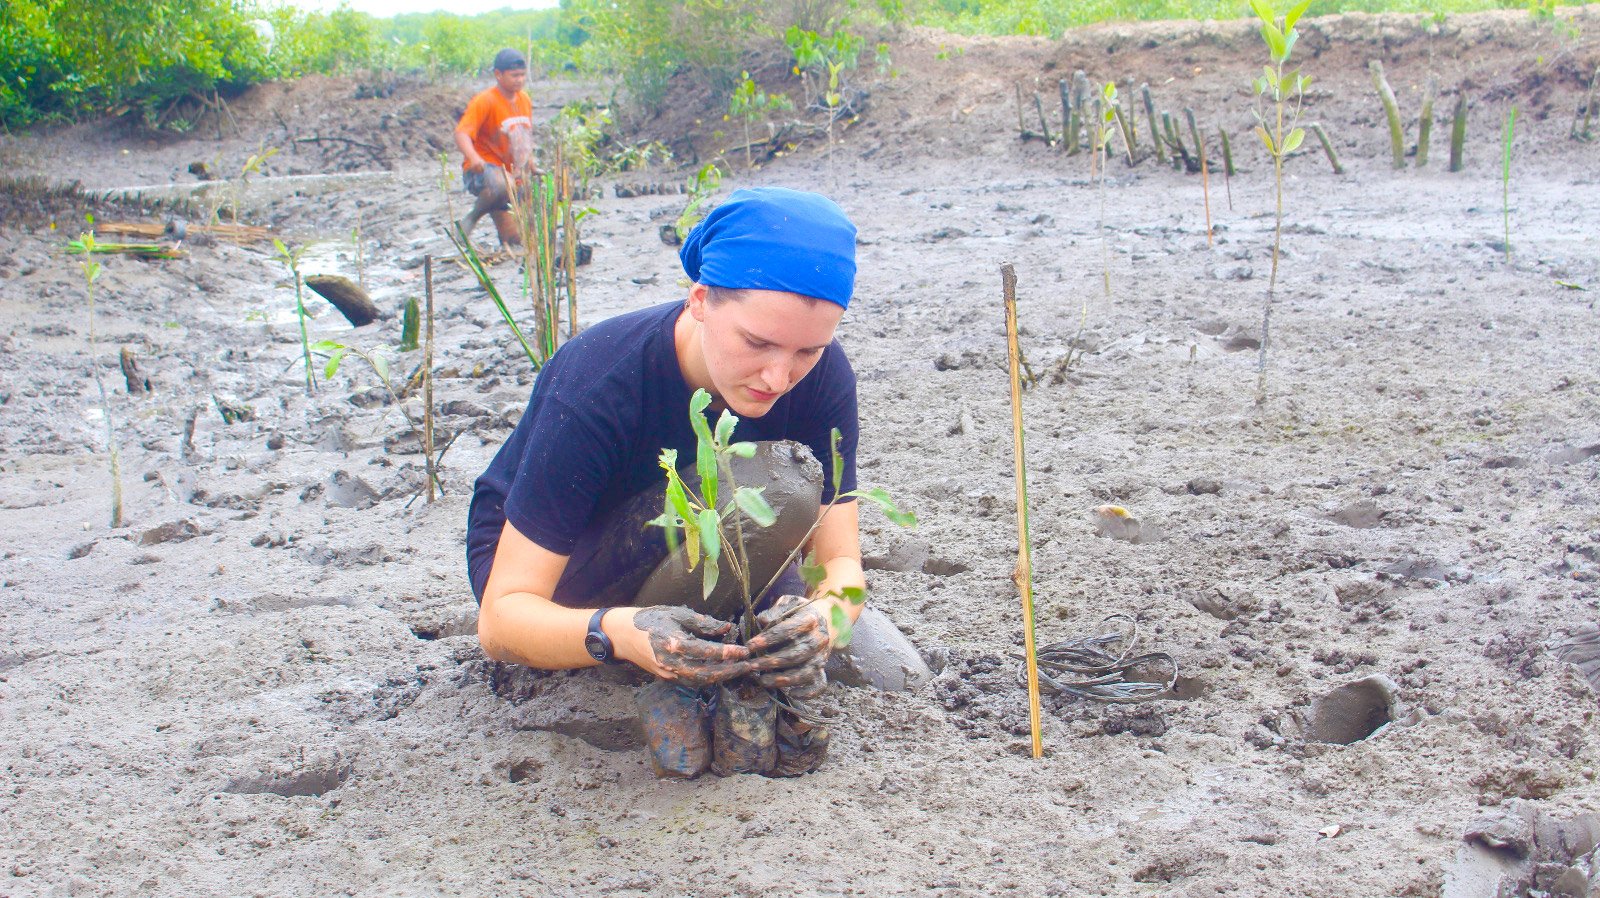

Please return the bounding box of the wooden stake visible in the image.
[1310,123,1345,174]
[424,255,437,505]
[1001,262,1044,760]
[1417,76,1438,167]
[1185,112,1212,246]
[1450,92,1468,172]
[1370,59,1406,169]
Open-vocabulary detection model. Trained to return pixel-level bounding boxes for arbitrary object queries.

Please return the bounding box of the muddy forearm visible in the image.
[811,555,866,626]
[454,129,483,168]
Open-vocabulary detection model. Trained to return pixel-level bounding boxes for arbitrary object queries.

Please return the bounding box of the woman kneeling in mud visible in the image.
[467,187,865,777]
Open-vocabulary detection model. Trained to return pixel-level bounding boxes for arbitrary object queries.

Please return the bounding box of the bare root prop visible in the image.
[1310,122,1345,174]
[1450,92,1469,172]
[1417,76,1439,167]
[1014,615,1178,703]
[1370,60,1406,170]
[1000,261,1044,760]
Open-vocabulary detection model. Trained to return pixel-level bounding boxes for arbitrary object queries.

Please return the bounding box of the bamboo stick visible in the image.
[1370,60,1406,169]
[1417,76,1438,167]
[424,255,436,504]
[1110,103,1136,165]
[1141,84,1166,164]
[1310,122,1345,174]
[1450,92,1468,172]
[1185,110,1212,246]
[1000,261,1044,761]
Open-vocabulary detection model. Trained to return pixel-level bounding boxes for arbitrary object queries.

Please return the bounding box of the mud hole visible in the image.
[4,8,1600,897]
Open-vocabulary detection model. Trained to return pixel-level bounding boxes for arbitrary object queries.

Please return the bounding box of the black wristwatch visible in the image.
[584,607,619,665]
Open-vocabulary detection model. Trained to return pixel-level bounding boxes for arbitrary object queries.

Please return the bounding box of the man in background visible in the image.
[454,48,535,247]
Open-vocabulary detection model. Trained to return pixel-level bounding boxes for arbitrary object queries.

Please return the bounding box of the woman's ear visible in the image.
[686,282,710,323]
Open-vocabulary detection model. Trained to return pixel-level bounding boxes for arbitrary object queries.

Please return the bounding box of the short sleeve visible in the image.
[455,94,488,136]
[502,396,624,555]
[795,344,858,504]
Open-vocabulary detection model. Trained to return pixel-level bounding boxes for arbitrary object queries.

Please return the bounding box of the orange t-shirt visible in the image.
[456,86,533,171]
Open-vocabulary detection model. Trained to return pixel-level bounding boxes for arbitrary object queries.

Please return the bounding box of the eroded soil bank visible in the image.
[3,9,1600,896]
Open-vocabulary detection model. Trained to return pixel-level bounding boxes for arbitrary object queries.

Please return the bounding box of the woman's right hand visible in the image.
[610,606,755,686]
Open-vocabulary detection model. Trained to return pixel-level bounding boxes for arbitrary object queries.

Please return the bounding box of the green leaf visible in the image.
[322,347,347,379]
[852,487,917,527]
[734,487,777,527]
[829,428,844,497]
[800,551,827,591]
[1282,29,1299,62]
[1285,0,1312,31]
[1283,127,1306,154]
[1262,65,1278,90]
[727,441,757,458]
[696,508,722,565]
[1254,125,1278,154]
[714,409,737,447]
[835,585,867,606]
[658,447,679,472]
[701,559,720,601]
[688,389,713,442]
[697,439,719,511]
[665,475,693,522]
[1249,0,1274,25]
[829,604,854,648]
[370,352,389,384]
[1261,22,1286,61]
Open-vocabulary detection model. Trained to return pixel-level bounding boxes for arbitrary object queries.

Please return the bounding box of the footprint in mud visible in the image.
[226,759,352,797]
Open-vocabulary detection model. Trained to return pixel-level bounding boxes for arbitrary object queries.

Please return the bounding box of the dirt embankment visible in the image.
[2,8,1600,898]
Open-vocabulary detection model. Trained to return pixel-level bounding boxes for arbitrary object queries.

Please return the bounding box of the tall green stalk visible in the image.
[1249,0,1312,407]
[272,239,316,394]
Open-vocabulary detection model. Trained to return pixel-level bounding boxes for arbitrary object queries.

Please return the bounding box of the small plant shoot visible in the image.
[272,238,317,395]
[1248,0,1312,406]
[649,389,914,648]
[75,223,124,528]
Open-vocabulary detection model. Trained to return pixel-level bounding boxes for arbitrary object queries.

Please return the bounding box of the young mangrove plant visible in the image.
[675,163,723,240]
[313,338,445,497]
[446,223,540,368]
[1249,0,1312,407]
[76,227,124,528]
[649,389,914,647]
[728,71,794,168]
[271,238,316,394]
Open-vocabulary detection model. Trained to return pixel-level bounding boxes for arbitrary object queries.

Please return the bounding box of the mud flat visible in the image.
[2,9,1600,896]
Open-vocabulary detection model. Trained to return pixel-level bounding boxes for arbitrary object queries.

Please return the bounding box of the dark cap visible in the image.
[492,48,527,72]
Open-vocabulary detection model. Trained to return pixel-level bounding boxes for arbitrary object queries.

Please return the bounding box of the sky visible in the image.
[287,0,558,16]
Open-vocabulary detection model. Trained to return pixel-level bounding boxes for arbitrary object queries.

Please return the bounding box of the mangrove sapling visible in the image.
[313,338,445,497]
[1370,60,1405,170]
[1502,105,1517,264]
[674,163,723,240]
[1142,84,1165,165]
[728,72,794,168]
[225,144,279,224]
[1310,122,1345,174]
[1070,81,1121,374]
[1450,93,1469,172]
[271,238,316,394]
[76,229,124,528]
[1184,108,1213,245]
[1418,76,1439,167]
[424,256,436,504]
[649,389,914,651]
[1249,0,1313,407]
[1575,65,1598,140]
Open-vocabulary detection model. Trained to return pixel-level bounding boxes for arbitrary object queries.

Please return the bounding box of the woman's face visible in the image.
[689,285,844,418]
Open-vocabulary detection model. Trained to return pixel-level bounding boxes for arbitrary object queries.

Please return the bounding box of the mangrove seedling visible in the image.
[399,297,420,353]
[446,222,540,368]
[728,72,794,168]
[1249,0,1312,406]
[75,227,124,528]
[271,238,316,394]
[675,163,723,240]
[649,389,914,648]
[225,143,278,224]
[313,338,445,497]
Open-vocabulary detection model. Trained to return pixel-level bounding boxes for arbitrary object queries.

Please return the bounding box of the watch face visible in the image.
[584,632,609,662]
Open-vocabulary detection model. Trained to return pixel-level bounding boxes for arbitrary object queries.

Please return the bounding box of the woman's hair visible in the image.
[704,285,823,307]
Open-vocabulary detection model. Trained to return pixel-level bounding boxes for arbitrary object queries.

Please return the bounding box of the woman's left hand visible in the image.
[746,594,836,699]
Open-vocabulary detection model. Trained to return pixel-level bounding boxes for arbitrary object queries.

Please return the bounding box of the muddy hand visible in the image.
[632,606,753,687]
[747,595,831,699]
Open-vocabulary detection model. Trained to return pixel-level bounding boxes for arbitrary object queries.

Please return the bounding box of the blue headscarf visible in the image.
[679,187,857,309]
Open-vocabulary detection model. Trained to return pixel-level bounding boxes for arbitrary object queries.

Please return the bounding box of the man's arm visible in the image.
[454,127,486,172]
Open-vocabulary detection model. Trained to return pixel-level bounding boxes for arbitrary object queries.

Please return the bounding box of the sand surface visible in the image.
[4,9,1600,896]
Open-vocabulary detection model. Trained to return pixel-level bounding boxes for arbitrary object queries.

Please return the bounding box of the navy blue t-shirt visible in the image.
[467,300,858,603]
